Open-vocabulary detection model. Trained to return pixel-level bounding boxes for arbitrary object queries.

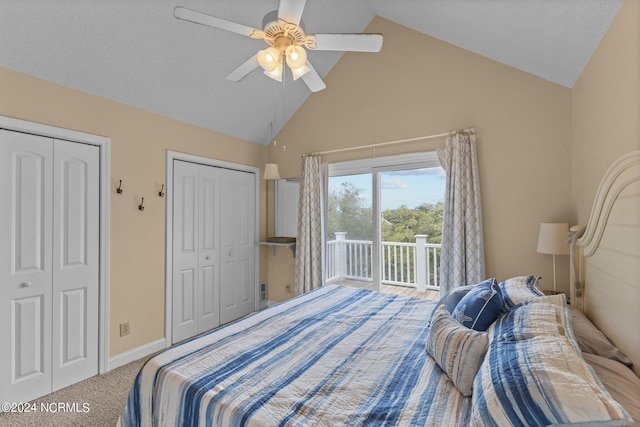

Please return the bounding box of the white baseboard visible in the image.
[108,338,166,371]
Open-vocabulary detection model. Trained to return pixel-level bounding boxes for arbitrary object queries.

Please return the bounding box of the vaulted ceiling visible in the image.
[0,0,623,144]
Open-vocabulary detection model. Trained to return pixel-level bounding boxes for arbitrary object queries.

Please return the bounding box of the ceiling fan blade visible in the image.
[278,0,306,25]
[300,62,326,92]
[174,6,259,37]
[225,55,260,82]
[311,34,383,52]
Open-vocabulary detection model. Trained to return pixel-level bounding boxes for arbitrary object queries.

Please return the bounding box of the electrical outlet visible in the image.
[285,284,292,294]
[120,321,130,337]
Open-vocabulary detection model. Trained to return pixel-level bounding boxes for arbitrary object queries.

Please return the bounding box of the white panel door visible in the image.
[219,168,255,324]
[197,165,220,334]
[172,160,255,337]
[0,130,54,403]
[172,161,199,343]
[172,161,222,343]
[218,169,237,324]
[235,170,256,318]
[51,140,99,391]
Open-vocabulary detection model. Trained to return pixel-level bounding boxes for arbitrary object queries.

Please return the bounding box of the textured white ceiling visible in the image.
[0,0,623,145]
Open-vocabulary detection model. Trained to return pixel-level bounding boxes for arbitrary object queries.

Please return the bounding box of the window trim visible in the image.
[327,151,441,176]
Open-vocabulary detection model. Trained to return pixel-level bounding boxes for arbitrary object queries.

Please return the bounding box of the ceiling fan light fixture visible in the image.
[174,5,383,92]
[291,63,310,80]
[263,61,283,82]
[257,47,281,72]
[285,45,307,69]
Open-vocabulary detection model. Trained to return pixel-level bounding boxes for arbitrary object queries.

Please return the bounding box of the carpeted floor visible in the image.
[0,355,150,427]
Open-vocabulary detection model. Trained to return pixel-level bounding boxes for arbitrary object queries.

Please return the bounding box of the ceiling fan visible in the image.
[174,0,383,92]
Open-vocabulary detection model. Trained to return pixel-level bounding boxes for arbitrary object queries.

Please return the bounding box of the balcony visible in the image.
[326,232,441,299]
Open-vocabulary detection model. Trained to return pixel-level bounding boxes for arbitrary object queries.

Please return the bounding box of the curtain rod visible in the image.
[305,127,474,157]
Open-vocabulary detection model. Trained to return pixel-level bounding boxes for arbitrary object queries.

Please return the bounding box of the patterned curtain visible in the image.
[295,155,323,295]
[437,130,486,293]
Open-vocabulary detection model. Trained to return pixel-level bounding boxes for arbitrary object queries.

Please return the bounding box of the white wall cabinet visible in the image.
[0,129,99,403]
[275,178,299,238]
[172,160,256,343]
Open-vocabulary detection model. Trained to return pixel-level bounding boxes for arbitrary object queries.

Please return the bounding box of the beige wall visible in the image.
[0,66,268,356]
[572,0,640,224]
[269,16,573,301]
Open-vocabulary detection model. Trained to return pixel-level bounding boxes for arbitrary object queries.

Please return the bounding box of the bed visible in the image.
[120,150,640,427]
[571,150,640,377]
[122,286,473,426]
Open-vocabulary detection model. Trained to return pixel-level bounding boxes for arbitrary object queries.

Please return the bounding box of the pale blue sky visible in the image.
[328,167,445,211]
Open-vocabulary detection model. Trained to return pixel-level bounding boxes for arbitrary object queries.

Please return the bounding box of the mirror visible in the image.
[274,178,299,238]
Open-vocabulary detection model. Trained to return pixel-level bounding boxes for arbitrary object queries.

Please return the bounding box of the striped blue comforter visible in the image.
[121,285,471,426]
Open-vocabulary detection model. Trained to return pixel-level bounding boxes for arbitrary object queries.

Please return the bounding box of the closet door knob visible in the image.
[20,281,33,288]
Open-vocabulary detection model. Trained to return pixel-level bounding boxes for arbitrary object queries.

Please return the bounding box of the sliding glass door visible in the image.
[326,172,374,289]
[325,152,445,294]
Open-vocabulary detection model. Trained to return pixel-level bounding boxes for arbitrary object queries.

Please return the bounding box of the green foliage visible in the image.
[326,182,443,243]
[382,202,443,244]
[326,182,372,240]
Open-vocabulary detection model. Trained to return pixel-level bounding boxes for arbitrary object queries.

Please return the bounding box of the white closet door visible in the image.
[219,168,255,324]
[51,140,99,391]
[197,164,220,334]
[172,161,199,343]
[172,161,222,342]
[235,170,256,318]
[172,160,255,338]
[0,130,54,403]
[218,169,237,324]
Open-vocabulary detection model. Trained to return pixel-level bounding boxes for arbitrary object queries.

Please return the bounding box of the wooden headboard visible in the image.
[575,150,640,376]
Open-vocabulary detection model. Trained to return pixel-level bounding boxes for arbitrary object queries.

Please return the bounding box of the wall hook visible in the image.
[159,184,165,197]
[138,197,145,211]
[116,180,123,194]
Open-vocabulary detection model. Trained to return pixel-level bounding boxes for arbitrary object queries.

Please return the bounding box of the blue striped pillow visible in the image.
[452,279,502,331]
[471,296,632,426]
[498,275,543,309]
[427,305,489,396]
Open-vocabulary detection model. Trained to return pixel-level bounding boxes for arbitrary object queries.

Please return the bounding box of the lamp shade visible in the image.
[290,63,310,80]
[263,60,283,82]
[263,163,281,180]
[257,47,280,72]
[285,45,307,69]
[537,223,570,255]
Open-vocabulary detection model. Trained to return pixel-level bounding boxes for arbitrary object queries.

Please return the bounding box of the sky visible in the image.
[328,167,446,211]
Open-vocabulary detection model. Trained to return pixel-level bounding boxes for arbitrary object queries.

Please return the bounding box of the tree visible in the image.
[326,182,372,240]
[327,181,443,244]
[382,202,443,244]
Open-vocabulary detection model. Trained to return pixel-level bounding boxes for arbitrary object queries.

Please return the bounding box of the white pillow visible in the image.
[426,305,488,396]
[568,305,633,367]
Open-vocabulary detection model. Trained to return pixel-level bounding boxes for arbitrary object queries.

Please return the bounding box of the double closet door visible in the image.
[0,129,99,403]
[172,160,255,343]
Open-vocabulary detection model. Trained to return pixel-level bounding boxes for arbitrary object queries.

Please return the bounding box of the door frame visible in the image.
[0,115,111,375]
[164,150,260,347]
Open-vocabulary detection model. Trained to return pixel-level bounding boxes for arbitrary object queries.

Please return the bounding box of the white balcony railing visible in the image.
[326,232,441,291]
